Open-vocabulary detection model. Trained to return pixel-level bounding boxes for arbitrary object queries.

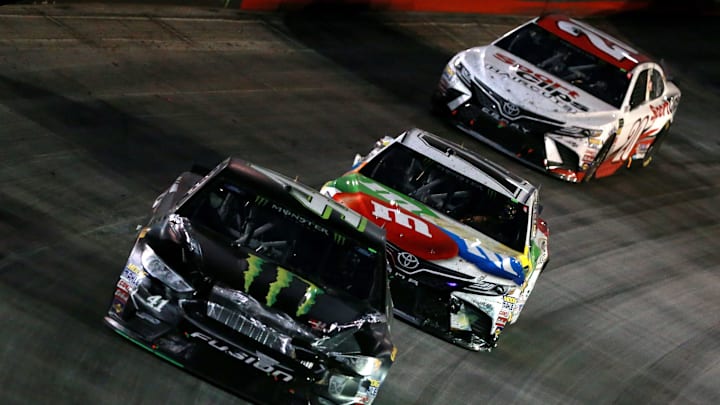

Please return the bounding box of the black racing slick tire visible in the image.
[640,123,671,168]
[583,134,615,183]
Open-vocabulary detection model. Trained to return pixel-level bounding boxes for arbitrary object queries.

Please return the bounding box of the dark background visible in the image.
[0,2,718,404]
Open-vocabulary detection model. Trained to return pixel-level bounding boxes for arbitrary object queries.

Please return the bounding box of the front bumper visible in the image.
[432,76,591,183]
[106,258,389,405]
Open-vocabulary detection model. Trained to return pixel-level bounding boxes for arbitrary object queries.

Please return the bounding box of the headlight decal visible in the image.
[140,245,193,293]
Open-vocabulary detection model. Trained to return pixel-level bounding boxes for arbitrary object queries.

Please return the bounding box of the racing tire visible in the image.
[639,122,671,168]
[429,90,448,117]
[583,134,615,183]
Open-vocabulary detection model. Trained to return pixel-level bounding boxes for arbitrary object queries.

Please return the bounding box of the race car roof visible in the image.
[193,157,386,247]
[396,128,537,205]
[534,14,650,72]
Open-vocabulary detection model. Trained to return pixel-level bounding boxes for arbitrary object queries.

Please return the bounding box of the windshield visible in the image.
[359,143,529,252]
[495,23,630,108]
[177,175,383,303]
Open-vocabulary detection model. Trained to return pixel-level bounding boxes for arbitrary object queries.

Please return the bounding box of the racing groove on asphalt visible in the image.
[0,3,719,404]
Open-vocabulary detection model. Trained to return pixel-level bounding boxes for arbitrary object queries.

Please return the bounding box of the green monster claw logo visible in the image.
[243,253,324,316]
[244,254,264,292]
[296,285,324,317]
[266,268,294,307]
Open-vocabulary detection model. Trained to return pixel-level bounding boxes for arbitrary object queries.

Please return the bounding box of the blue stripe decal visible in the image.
[441,228,525,285]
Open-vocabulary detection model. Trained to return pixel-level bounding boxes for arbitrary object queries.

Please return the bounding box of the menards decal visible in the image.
[242,254,325,317]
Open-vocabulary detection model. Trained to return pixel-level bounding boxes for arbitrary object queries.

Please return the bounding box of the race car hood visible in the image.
[325,173,526,285]
[460,46,620,125]
[198,236,380,336]
[148,215,384,346]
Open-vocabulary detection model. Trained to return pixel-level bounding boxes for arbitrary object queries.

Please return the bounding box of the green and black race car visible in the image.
[104,157,396,405]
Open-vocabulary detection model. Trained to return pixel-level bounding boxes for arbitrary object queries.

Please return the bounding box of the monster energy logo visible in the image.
[255,195,269,206]
[296,285,323,317]
[243,254,325,316]
[266,268,293,307]
[333,233,346,245]
[244,255,264,292]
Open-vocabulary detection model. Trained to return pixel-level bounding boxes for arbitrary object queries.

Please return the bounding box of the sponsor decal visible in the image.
[649,100,672,121]
[338,174,439,218]
[114,288,129,304]
[495,308,511,335]
[270,202,332,237]
[243,254,325,316]
[368,378,381,397]
[189,331,294,382]
[490,52,589,113]
[443,229,525,285]
[334,192,458,260]
[116,278,133,294]
[112,300,125,314]
[244,255,264,292]
[266,268,293,307]
[390,346,398,362]
[121,263,145,287]
[252,166,368,232]
[370,200,432,238]
[296,284,323,317]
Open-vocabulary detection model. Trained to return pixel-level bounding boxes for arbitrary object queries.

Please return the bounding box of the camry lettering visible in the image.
[190,332,294,382]
[556,20,637,62]
[370,200,432,238]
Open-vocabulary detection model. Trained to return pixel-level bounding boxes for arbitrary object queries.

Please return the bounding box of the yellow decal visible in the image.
[390,346,398,362]
[503,296,518,304]
[296,284,324,317]
[266,267,293,307]
[244,254,264,292]
[126,263,143,275]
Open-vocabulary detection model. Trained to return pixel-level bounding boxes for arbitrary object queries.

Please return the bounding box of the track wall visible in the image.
[239,0,719,15]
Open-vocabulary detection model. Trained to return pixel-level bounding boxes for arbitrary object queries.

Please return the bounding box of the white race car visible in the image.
[321,128,549,351]
[432,14,681,182]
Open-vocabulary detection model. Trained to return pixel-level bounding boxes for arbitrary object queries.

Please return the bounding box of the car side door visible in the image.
[611,67,652,163]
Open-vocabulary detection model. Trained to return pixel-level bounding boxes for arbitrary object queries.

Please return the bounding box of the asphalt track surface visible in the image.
[1,3,719,405]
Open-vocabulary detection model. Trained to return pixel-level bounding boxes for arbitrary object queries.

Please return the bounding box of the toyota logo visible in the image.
[502,101,520,118]
[397,252,419,270]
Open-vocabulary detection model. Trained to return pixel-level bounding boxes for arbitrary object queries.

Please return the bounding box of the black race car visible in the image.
[104,157,396,405]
